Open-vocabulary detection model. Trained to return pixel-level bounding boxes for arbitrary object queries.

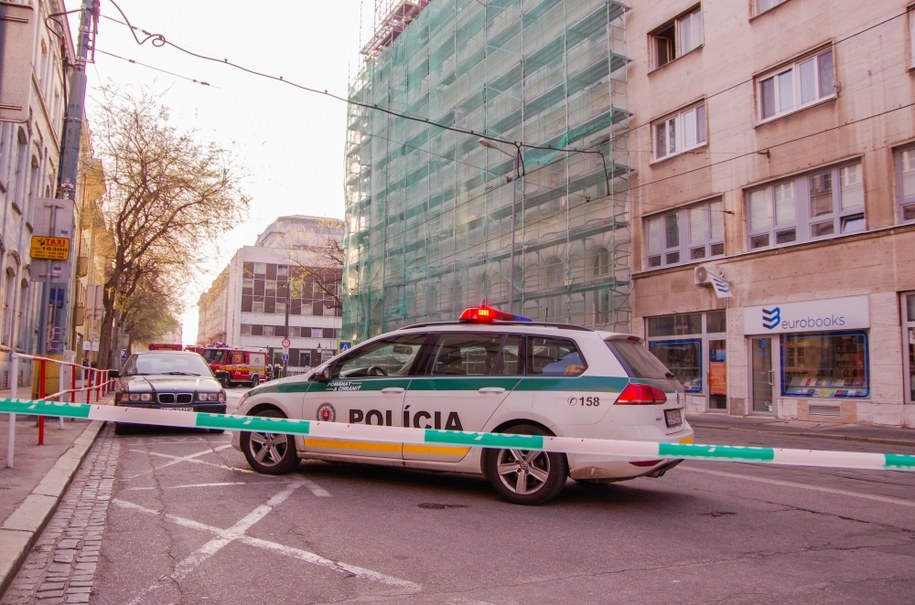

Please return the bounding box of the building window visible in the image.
[782,332,869,398]
[897,143,915,222]
[650,339,702,392]
[648,310,727,408]
[653,102,707,161]
[909,7,915,69]
[757,48,835,122]
[754,0,787,16]
[746,160,864,250]
[651,6,703,69]
[904,293,915,403]
[646,198,724,269]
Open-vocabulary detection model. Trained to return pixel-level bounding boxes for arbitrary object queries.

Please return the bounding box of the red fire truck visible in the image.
[204,345,268,388]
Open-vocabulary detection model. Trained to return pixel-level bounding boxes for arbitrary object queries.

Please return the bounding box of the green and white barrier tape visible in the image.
[2,398,913,472]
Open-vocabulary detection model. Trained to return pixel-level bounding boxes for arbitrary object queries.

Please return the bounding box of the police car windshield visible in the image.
[604,338,672,380]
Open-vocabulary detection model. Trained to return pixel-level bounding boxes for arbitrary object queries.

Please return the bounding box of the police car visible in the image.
[231,305,693,505]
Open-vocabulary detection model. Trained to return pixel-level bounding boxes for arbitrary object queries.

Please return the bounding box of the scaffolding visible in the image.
[344,0,631,341]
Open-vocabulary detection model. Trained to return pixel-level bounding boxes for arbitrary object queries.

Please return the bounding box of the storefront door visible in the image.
[750,336,777,413]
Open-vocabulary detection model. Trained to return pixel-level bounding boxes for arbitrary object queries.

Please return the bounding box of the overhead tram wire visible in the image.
[101,1,911,216]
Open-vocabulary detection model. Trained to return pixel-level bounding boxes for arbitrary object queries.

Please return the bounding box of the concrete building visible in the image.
[344,0,914,427]
[0,0,85,386]
[628,0,915,427]
[197,216,345,373]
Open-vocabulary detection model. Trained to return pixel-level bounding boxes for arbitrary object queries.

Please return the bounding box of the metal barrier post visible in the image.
[37,358,46,445]
[87,368,95,404]
[6,352,18,467]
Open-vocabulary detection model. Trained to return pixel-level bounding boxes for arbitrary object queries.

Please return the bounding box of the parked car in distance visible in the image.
[109,350,227,435]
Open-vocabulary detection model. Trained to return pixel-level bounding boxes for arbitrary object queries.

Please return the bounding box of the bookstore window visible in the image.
[647,310,726,407]
[782,332,869,398]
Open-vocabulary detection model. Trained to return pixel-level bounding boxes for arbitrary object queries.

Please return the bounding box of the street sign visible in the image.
[339,340,353,353]
[30,236,70,260]
[282,353,288,362]
[281,338,291,348]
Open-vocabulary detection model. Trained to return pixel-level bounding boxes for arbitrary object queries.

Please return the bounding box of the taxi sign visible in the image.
[30,236,70,260]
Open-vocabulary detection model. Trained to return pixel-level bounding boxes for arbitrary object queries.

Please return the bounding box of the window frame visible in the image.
[909,6,915,69]
[650,5,704,69]
[652,102,708,161]
[781,332,870,399]
[745,160,865,251]
[645,198,725,270]
[756,47,836,123]
[754,0,788,17]
[896,142,915,223]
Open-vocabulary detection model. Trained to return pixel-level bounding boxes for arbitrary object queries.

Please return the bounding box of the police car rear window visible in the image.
[604,338,672,380]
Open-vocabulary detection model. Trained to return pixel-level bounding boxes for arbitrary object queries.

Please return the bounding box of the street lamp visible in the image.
[479,138,522,313]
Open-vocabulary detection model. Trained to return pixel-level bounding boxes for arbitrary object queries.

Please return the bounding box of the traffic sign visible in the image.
[281,338,291,348]
[30,236,70,260]
[338,340,353,353]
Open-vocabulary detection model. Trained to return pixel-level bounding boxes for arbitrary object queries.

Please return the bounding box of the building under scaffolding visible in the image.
[344,0,630,341]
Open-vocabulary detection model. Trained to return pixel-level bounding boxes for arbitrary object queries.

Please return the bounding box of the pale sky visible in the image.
[65,0,370,343]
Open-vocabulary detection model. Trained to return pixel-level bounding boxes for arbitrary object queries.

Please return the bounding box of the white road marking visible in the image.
[114,485,420,605]
[127,444,331,496]
[126,444,233,478]
[681,466,915,507]
[122,481,253,491]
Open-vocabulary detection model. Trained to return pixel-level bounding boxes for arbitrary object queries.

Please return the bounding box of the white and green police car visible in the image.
[231,305,693,505]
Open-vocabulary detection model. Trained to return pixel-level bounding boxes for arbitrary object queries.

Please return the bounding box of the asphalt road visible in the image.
[3,391,914,604]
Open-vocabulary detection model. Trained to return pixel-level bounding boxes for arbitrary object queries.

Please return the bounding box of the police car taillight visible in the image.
[614,383,668,405]
[459,305,531,323]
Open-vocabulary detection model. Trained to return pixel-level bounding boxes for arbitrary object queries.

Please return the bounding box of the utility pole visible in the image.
[48,0,97,356]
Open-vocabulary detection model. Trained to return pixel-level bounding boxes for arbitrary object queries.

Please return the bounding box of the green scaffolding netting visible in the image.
[344,0,631,341]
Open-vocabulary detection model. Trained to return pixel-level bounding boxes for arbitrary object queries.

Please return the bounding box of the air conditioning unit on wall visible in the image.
[694,265,717,286]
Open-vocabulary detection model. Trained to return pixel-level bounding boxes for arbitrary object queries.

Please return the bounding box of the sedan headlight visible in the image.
[198,392,226,402]
[118,393,153,404]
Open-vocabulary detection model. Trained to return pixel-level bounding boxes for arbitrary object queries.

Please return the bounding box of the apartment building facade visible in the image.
[628,0,915,427]
[197,216,344,372]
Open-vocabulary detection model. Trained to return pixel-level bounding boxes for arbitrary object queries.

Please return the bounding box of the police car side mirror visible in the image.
[312,365,333,383]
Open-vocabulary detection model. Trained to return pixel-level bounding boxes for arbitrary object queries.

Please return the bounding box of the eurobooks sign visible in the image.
[744,295,869,335]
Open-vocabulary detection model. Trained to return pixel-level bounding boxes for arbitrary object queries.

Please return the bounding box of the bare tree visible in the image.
[93,86,250,367]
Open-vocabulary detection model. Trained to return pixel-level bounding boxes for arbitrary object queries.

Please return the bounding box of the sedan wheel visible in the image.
[483,423,568,505]
[240,409,299,474]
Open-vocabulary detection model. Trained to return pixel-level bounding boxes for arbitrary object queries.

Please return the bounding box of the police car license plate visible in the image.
[664,408,682,428]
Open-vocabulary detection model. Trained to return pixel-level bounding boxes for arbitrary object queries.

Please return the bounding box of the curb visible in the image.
[689,420,915,449]
[0,420,105,597]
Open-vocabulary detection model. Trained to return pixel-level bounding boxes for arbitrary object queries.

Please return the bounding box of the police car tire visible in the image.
[483,423,568,505]
[240,409,300,474]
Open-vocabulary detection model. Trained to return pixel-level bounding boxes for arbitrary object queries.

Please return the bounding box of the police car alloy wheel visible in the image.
[240,409,299,474]
[483,423,569,505]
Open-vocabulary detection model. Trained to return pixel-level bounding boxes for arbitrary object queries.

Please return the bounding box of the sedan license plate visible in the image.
[170,407,193,412]
[664,408,682,428]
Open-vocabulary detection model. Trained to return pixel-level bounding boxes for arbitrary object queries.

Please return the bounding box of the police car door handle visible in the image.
[478,387,506,394]
[381,387,406,394]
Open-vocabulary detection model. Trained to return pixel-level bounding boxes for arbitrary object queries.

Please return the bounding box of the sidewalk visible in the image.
[1,403,913,599]
[0,391,109,597]
[687,413,915,448]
